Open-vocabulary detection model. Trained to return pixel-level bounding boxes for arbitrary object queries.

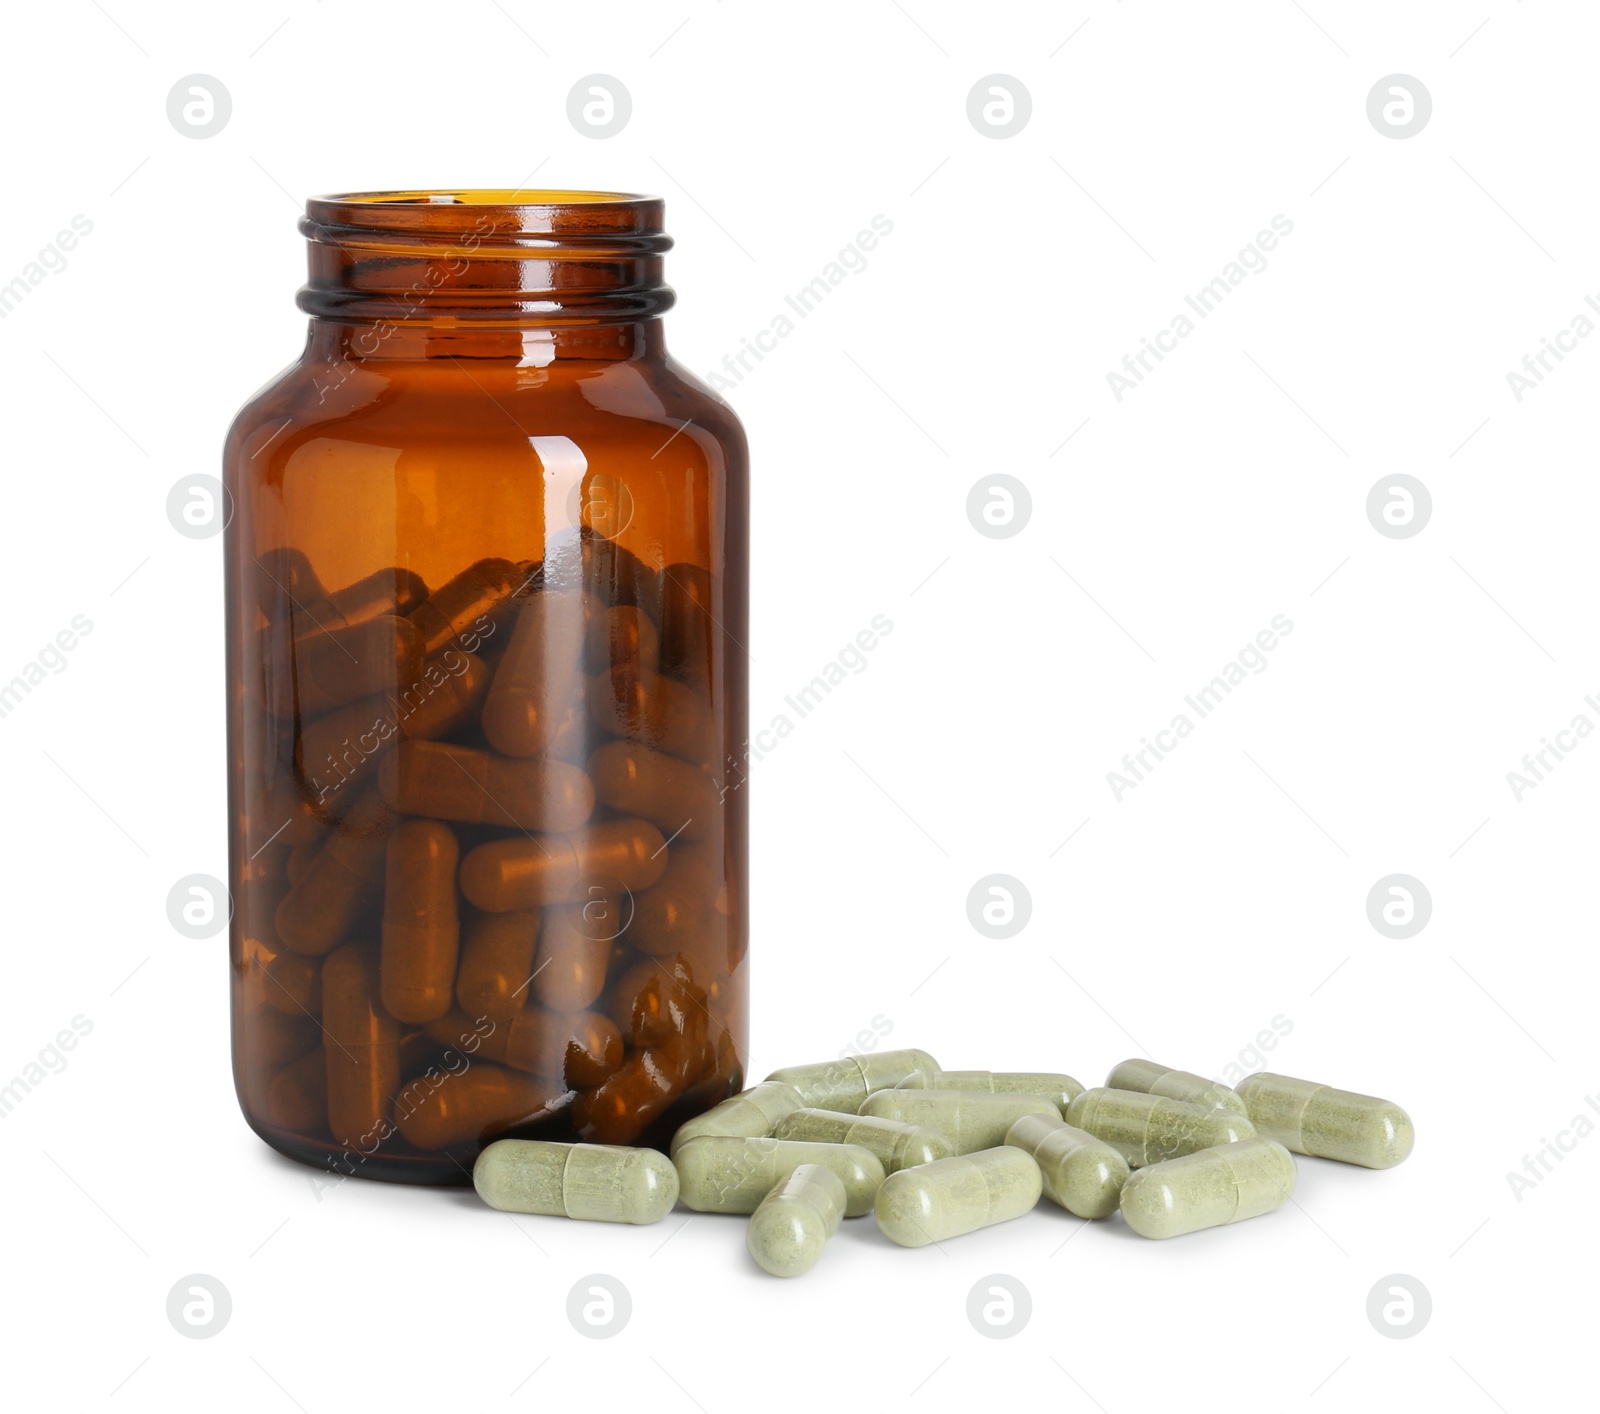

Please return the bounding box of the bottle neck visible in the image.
[297,190,674,361]
[305,317,666,364]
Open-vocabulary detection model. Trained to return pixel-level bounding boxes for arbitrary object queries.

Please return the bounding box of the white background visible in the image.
[1,1,1594,1409]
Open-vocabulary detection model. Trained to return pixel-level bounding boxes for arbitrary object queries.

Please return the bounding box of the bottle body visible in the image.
[223,192,748,1183]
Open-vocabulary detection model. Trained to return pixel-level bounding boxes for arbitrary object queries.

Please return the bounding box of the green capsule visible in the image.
[1004,1112,1128,1219]
[670,1081,806,1155]
[859,1088,1057,1155]
[746,1163,848,1277]
[874,1146,1042,1247]
[772,1108,954,1172]
[897,1069,1084,1113]
[675,1136,885,1216]
[1235,1072,1414,1169]
[472,1140,679,1224]
[1065,1088,1254,1168]
[1105,1058,1248,1117]
[765,1049,939,1114]
[1120,1137,1297,1238]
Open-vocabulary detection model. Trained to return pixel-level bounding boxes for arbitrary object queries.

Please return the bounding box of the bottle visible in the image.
[223,190,749,1183]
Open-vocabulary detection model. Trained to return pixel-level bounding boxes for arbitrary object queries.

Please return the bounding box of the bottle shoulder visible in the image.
[225,347,747,483]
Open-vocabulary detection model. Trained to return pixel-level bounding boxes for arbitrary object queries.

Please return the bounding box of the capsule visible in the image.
[423,1008,511,1064]
[473,1138,679,1223]
[747,1163,848,1277]
[1106,1058,1249,1116]
[629,842,723,957]
[773,1108,953,1173]
[1235,1072,1414,1169]
[899,1069,1083,1113]
[379,819,460,1023]
[459,819,668,912]
[265,1049,328,1133]
[321,945,401,1149]
[675,1136,885,1216]
[255,546,326,625]
[766,1049,940,1114]
[288,615,426,717]
[275,793,396,954]
[1120,1136,1298,1238]
[859,1088,1056,1154]
[322,566,430,627]
[1004,1112,1128,1219]
[455,910,540,1025]
[585,603,660,673]
[407,557,522,657]
[590,663,710,762]
[659,561,714,686]
[670,1081,807,1155]
[480,589,589,757]
[572,1013,715,1145]
[606,954,702,1046]
[379,740,594,834]
[501,1006,624,1089]
[393,1064,558,1151]
[1065,1088,1255,1168]
[297,653,491,804]
[532,901,613,1012]
[874,1146,1042,1248]
[587,741,719,842]
[262,950,321,1016]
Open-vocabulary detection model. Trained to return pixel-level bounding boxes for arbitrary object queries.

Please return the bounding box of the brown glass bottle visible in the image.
[223,191,748,1184]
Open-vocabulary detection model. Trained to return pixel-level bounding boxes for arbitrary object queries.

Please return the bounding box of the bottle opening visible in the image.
[299,189,673,325]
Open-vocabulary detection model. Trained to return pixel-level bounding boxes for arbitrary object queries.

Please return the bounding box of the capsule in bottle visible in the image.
[458,818,667,912]
[276,793,396,954]
[322,566,431,627]
[898,1069,1083,1113]
[321,944,401,1149]
[287,615,426,717]
[585,603,660,674]
[1004,1112,1128,1219]
[874,1146,1042,1248]
[670,1081,807,1155]
[590,662,711,762]
[265,1049,328,1133]
[1106,1058,1248,1116]
[379,740,594,833]
[747,1163,848,1277]
[1120,1136,1298,1238]
[772,1108,953,1173]
[379,819,460,1023]
[587,740,719,842]
[394,1064,560,1151]
[675,1136,884,1216]
[629,842,723,956]
[480,588,588,757]
[1235,1072,1414,1169]
[455,910,540,1025]
[473,1138,679,1224]
[1065,1088,1255,1168]
[407,557,522,656]
[262,949,321,1017]
[765,1048,939,1114]
[659,562,714,686]
[531,900,613,1012]
[296,653,491,804]
[572,1012,715,1145]
[859,1088,1056,1154]
[500,1006,624,1089]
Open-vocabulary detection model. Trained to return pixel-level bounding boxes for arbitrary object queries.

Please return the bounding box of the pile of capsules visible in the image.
[471,1048,1415,1275]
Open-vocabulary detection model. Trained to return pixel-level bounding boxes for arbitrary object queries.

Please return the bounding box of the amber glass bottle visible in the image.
[223,191,748,1184]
